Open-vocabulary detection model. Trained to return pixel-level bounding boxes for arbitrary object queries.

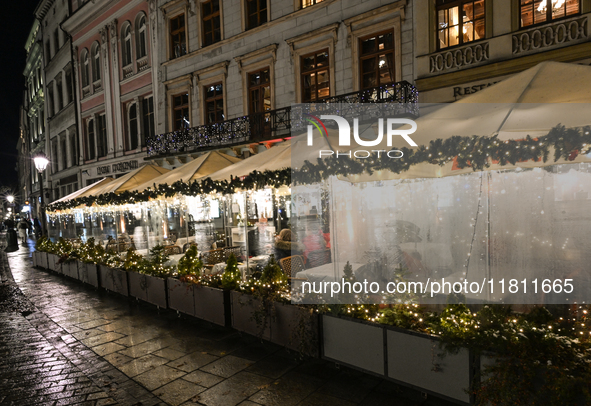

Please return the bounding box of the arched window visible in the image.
[91,42,101,82]
[128,103,139,150]
[136,15,147,59]
[87,119,95,160]
[81,49,89,87]
[122,23,132,66]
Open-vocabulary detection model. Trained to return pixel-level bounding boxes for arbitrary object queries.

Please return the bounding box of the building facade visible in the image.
[62,0,155,187]
[145,0,414,163]
[414,0,591,102]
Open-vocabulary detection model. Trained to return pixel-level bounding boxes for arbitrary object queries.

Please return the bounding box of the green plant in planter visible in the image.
[221,253,241,290]
[55,238,75,263]
[177,245,202,281]
[142,245,174,278]
[35,236,55,253]
[123,249,148,273]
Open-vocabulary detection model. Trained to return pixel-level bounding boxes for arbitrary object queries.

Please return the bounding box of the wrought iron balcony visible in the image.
[147,81,417,158]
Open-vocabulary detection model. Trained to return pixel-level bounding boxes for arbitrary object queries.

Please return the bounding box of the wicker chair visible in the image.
[164,245,182,255]
[306,248,332,269]
[224,246,243,261]
[279,255,306,278]
[182,242,198,253]
[202,248,225,270]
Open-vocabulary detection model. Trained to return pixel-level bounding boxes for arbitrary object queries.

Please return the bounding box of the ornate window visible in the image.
[359,30,395,90]
[87,119,95,160]
[170,14,187,59]
[127,103,139,151]
[245,0,267,30]
[204,83,224,124]
[248,68,271,113]
[301,49,330,102]
[202,0,221,47]
[91,42,101,82]
[136,15,147,59]
[172,92,190,131]
[81,49,89,88]
[122,23,133,67]
[520,0,579,27]
[97,114,107,158]
[436,0,485,50]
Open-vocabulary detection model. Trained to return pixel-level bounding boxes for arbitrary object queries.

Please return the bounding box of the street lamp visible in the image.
[6,195,14,204]
[33,153,49,237]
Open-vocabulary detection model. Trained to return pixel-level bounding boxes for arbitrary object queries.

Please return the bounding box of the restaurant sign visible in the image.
[96,160,139,176]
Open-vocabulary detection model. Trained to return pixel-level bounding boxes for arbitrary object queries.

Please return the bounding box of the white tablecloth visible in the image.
[295,262,364,284]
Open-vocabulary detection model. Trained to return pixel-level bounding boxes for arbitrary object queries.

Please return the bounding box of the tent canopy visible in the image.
[49,178,114,205]
[338,61,591,180]
[77,164,170,198]
[134,151,241,192]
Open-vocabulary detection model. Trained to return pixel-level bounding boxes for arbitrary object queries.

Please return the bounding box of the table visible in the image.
[295,262,364,284]
[208,262,248,278]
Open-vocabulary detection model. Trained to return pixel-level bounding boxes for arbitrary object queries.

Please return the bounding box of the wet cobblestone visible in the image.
[2,237,458,406]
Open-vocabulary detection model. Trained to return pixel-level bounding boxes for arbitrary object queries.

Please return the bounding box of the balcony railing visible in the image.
[147,81,418,158]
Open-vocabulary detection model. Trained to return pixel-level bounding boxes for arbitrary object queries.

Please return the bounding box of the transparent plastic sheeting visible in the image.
[291,103,591,304]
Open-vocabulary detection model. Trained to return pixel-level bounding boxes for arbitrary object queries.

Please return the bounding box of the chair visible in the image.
[182,242,198,253]
[280,255,306,278]
[224,246,243,261]
[164,245,182,255]
[201,248,225,270]
[306,249,331,269]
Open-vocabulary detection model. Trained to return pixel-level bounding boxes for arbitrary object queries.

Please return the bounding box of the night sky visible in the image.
[0,1,40,189]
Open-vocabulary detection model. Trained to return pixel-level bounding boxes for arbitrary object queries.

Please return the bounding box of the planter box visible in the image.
[322,314,471,405]
[99,265,129,297]
[32,251,38,267]
[38,252,48,269]
[128,272,167,308]
[230,291,271,340]
[387,329,471,404]
[322,315,385,375]
[47,254,62,273]
[79,262,100,288]
[270,302,318,356]
[62,261,79,279]
[196,286,230,327]
[167,278,195,316]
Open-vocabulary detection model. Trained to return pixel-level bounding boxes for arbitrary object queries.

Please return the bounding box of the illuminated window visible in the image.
[301,50,330,102]
[520,0,579,27]
[436,0,485,50]
[359,30,395,90]
[301,0,323,8]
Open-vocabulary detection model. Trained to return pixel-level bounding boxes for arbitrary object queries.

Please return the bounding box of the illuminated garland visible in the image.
[47,125,590,212]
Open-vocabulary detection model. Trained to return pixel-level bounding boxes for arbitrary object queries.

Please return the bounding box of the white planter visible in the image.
[79,262,99,288]
[99,265,128,296]
[271,303,318,356]
[322,315,385,375]
[128,273,167,308]
[194,286,229,327]
[387,329,471,404]
[167,278,195,316]
[62,261,79,279]
[47,254,62,273]
[38,252,48,269]
[32,251,38,267]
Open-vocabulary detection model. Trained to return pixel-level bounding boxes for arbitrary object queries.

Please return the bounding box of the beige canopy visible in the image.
[134,151,242,192]
[338,61,591,181]
[49,177,114,206]
[77,164,170,198]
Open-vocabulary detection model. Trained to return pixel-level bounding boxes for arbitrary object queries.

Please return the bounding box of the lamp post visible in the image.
[4,195,18,252]
[33,153,49,237]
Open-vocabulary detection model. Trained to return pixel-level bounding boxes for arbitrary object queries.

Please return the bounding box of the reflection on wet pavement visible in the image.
[4,238,457,406]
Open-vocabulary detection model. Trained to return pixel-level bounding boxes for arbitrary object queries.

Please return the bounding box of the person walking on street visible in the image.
[18,218,28,244]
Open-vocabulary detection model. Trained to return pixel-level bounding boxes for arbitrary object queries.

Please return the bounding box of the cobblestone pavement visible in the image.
[1,237,457,406]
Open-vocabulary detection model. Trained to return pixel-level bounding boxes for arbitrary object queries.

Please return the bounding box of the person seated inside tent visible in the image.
[273,229,304,263]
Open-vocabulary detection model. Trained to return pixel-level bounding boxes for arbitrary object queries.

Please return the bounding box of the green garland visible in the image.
[47,125,590,212]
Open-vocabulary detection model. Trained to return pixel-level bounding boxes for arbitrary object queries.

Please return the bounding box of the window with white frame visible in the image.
[91,42,101,83]
[122,22,133,67]
[136,14,147,59]
[127,102,139,151]
[81,49,89,88]
[86,118,95,160]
